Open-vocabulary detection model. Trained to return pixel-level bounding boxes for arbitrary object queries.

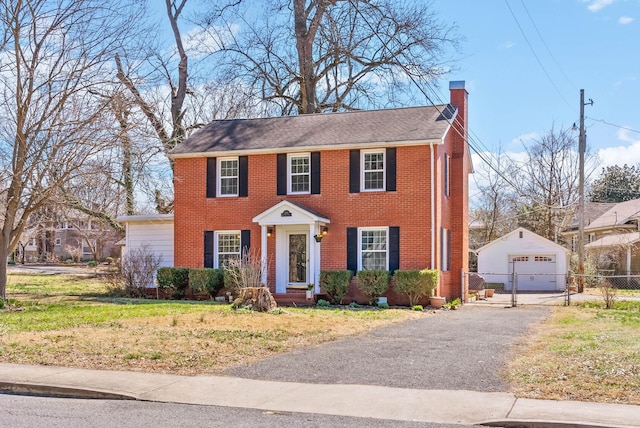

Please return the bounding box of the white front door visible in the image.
[288,232,308,285]
[276,227,310,292]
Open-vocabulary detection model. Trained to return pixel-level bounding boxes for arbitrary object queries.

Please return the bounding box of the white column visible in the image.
[260,225,268,285]
[309,224,316,291]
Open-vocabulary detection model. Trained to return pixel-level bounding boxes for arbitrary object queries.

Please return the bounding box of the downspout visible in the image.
[430,143,435,270]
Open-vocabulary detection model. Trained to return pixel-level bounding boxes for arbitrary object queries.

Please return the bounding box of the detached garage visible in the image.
[477,227,570,291]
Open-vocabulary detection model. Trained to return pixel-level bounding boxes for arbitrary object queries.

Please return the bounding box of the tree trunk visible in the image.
[0,235,9,301]
[232,287,277,312]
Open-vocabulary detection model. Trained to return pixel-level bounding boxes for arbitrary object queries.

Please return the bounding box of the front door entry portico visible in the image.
[288,233,307,284]
[252,200,330,294]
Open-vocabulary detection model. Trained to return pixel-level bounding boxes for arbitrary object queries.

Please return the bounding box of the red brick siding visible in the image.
[173,89,469,302]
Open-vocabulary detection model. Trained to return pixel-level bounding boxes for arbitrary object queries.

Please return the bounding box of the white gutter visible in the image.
[430,143,435,270]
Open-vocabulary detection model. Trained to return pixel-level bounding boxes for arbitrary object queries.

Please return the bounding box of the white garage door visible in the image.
[508,255,559,291]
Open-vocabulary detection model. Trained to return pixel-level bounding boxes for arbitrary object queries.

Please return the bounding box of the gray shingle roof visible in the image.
[586,198,640,230]
[170,105,456,156]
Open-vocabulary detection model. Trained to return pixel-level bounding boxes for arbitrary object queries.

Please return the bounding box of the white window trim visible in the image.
[441,227,449,271]
[287,152,311,195]
[55,238,61,246]
[361,149,385,192]
[444,153,451,197]
[214,230,241,269]
[82,240,96,255]
[217,157,239,197]
[357,226,389,271]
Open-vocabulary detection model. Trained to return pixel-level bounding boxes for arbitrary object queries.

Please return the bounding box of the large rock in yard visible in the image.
[232,287,277,312]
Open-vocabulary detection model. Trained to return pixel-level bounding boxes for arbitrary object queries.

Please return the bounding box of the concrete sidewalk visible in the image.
[0,363,638,427]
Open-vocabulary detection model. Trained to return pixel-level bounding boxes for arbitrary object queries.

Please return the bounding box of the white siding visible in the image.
[124,220,174,268]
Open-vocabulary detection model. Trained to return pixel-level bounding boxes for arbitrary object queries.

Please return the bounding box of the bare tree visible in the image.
[513,127,596,242]
[0,0,139,300]
[199,0,460,115]
[471,151,519,249]
[115,0,190,159]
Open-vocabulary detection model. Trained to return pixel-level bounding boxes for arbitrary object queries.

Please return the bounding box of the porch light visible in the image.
[267,227,274,237]
[322,226,328,236]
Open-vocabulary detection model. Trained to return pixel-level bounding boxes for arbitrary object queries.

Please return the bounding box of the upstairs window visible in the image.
[362,150,385,191]
[218,158,238,197]
[288,153,310,194]
[350,148,395,193]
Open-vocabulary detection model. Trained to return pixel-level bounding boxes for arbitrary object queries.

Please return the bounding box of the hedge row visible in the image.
[319,268,439,306]
[156,267,225,299]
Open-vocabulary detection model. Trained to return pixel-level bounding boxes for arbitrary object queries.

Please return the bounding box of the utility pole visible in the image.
[577,89,593,293]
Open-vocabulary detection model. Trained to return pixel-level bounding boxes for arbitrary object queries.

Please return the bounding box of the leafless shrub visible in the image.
[107,245,162,298]
[65,245,83,263]
[598,278,617,309]
[223,249,266,294]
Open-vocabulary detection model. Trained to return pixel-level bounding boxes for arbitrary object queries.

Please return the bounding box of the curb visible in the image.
[0,382,136,401]
[481,420,633,428]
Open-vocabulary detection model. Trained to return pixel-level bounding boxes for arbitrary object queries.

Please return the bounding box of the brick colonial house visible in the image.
[170,81,471,305]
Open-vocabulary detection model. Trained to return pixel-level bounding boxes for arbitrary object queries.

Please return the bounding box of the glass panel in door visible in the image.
[288,233,307,283]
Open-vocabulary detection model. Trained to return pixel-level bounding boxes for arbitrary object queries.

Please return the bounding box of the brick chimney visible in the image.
[448,80,469,300]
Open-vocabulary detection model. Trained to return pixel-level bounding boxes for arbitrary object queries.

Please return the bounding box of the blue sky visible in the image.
[434,0,640,171]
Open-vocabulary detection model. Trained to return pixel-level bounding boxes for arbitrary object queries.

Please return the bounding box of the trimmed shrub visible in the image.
[319,270,353,304]
[356,270,390,305]
[189,268,225,297]
[394,269,439,306]
[87,260,97,268]
[316,299,331,308]
[156,267,189,299]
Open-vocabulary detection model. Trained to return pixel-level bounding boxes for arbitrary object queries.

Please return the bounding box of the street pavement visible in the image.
[0,363,639,427]
[1,280,639,426]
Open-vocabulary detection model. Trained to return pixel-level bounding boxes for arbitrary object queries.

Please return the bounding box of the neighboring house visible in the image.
[167,81,471,305]
[477,227,570,291]
[569,198,640,275]
[117,214,175,269]
[562,201,621,251]
[15,214,121,263]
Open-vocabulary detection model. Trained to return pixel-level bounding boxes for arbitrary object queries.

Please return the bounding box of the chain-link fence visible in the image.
[570,273,640,290]
[464,272,569,307]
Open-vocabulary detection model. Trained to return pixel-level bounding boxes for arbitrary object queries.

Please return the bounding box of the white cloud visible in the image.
[619,16,634,24]
[582,0,614,12]
[182,24,240,59]
[596,128,640,167]
[500,41,516,49]
[511,132,539,146]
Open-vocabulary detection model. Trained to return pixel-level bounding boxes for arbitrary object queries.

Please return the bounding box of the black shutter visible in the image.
[311,151,321,194]
[239,155,248,197]
[204,231,214,268]
[206,158,216,198]
[349,150,360,193]
[386,148,396,192]
[277,153,287,195]
[241,229,251,255]
[347,227,358,272]
[389,226,400,272]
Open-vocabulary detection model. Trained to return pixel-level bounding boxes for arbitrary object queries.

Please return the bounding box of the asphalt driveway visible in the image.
[225,305,550,392]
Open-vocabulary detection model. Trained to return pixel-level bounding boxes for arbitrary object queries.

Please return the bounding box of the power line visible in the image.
[519,0,578,92]
[503,0,574,111]
[587,117,640,135]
